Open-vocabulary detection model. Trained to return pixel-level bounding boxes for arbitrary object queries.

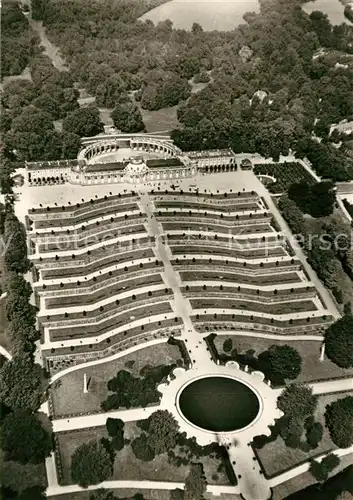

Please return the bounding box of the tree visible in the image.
[278,384,318,421]
[222,338,233,353]
[106,418,124,437]
[305,418,323,449]
[131,433,155,462]
[325,396,353,448]
[12,106,53,136]
[2,410,52,464]
[61,132,81,159]
[0,356,44,411]
[170,489,184,500]
[111,103,145,133]
[184,463,207,500]
[106,418,125,451]
[4,213,29,273]
[325,315,353,368]
[71,440,113,487]
[89,489,117,500]
[288,181,336,218]
[0,156,15,194]
[310,454,340,482]
[259,345,302,384]
[144,410,179,455]
[17,486,47,500]
[63,107,104,137]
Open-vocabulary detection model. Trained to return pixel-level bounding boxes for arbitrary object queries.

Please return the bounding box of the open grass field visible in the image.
[254,163,316,194]
[256,391,353,477]
[57,422,229,486]
[214,335,353,383]
[51,342,181,417]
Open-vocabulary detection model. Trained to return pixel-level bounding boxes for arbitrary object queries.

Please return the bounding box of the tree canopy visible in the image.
[325,315,353,368]
[71,440,113,487]
[0,356,44,411]
[278,384,318,420]
[259,344,302,384]
[63,107,104,137]
[325,396,353,448]
[184,463,207,500]
[2,410,52,464]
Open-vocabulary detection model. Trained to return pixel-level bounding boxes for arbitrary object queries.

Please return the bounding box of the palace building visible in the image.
[25,132,237,186]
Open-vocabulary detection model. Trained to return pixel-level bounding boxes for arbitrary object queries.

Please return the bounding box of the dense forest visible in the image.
[1,0,353,180]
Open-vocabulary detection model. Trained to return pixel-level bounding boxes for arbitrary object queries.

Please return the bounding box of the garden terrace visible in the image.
[161,221,275,235]
[189,298,318,315]
[40,286,171,322]
[191,313,333,335]
[30,192,138,215]
[149,190,259,201]
[181,284,316,299]
[154,200,261,211]
[39,248,155,280]
[43,274,166,309]
[254,162,316,193]
[155,211,271,224]
[29,203,139,231]
[29,201,140,230]
[171,256,301,272]
[31,212,144,238]
[165,232,279,245]
[34,224,148,253]
[31,237,152,263]
[45,301,174,341]
[154,208,267,219]
[170,244,288,258]
[42,318,183,371]
[38,262,163,291]
[179,270,303,286]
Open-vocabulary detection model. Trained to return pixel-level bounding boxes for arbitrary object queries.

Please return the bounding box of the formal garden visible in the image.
[254,391,353,477]
[51,342,183,417]
[254,163,317,194]
[56,412,232,487]
[212,335,353,383]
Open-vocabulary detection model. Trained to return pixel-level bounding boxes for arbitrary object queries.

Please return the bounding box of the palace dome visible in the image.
[124,157,149,176]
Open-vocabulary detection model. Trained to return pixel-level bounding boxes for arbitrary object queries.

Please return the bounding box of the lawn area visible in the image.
[51,342,182,417]
[255,391,353,477]
[254,163,316,194]
[213,335,353,383]
[57,422,230,486]
[140,105,180,134]
[271,452,353,500]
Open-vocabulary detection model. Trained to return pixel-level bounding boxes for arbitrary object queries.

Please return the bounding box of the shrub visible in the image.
[222,338,233,353]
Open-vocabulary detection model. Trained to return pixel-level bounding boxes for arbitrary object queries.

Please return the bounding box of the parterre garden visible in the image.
[254,163,317,194]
